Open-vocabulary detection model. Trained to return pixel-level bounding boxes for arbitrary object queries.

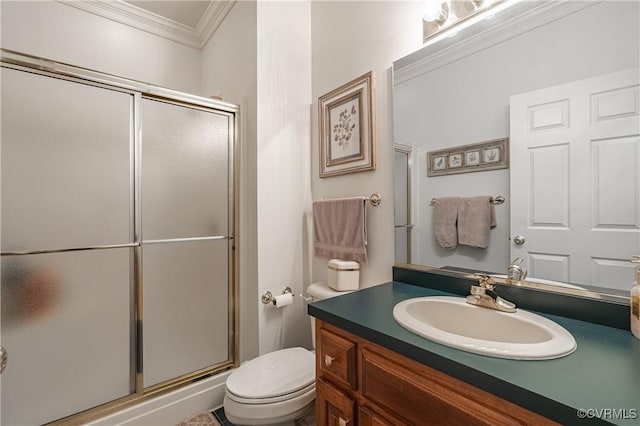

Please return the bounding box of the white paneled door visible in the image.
[510,68,640,290]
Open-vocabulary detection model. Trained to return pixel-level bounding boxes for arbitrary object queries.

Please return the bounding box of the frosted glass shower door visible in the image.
[0,67,134,424]
[1,69,132,251]
[141,98,233,387]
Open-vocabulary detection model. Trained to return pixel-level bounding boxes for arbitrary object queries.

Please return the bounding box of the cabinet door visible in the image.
[358,407,405,426]
[318,328,357,390]
[361,346,555,425]
[316,378,355,426]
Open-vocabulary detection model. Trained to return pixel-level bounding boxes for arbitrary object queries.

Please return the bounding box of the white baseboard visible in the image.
[88,371,233,426]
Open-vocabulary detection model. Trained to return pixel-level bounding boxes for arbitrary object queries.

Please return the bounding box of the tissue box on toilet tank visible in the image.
[328,259,360,291]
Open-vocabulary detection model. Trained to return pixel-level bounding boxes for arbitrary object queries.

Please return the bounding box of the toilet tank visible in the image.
[327,259,360,291]
[305,281,354,349]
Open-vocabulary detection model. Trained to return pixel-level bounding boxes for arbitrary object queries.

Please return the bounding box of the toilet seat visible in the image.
[225,347,315,404]
[226,381,315,405]
[223,387,315,426]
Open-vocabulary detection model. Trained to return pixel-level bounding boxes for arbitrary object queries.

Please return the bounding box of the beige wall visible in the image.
[201,1,260,362]
[256,1,313,354]
[310,1,422,288]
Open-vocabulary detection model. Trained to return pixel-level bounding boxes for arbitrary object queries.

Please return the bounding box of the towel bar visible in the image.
[319,193,381,206]
[429,195,505,206]
[366,193,382,206]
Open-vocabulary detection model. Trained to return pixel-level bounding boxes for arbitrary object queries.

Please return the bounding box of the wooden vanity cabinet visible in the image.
[316,378,355,426]
[315,320,558,426]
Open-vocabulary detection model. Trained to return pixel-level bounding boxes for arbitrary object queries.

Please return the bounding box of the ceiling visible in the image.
[60,0,235,49]
[124,1,213,28]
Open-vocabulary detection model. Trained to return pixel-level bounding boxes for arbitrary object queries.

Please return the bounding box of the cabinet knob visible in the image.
[324,354,335,367]
[338,417,348,426]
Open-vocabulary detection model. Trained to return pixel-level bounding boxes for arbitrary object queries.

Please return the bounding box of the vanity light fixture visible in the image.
[422,0,449,24]
[422,0,520,46]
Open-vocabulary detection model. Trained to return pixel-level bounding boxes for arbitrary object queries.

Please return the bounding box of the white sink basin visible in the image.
[393,296,576,360]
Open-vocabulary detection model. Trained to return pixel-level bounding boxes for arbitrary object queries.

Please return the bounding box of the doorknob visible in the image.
[1,346,7,373]
[513,235,526,246]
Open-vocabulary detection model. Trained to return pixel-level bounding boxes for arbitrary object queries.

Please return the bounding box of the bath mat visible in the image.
[176,412,220,426]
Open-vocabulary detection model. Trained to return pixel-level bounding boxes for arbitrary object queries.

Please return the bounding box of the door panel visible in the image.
[592,136,638,228]
[510,68,640,288]
[142,239,230,388]
[141,99,230,240]
[0,249,133,425]
[529,144,569,227]
[0,68,132,252]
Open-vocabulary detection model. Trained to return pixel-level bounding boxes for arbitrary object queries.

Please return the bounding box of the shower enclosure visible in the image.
[0,50,238,425]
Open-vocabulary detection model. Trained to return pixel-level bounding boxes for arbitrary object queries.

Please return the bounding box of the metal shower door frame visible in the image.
[0,48,239,425]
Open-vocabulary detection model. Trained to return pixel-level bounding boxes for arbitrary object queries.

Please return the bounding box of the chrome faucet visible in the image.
[466,274,517,313]
[507,257,527,281]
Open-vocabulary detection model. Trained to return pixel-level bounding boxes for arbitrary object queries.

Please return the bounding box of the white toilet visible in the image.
[223,282,350,425]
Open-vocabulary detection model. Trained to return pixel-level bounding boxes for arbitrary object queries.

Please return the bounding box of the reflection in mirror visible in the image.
[393,0,639,300]
[394,144,413,264]
[422,0,518,46]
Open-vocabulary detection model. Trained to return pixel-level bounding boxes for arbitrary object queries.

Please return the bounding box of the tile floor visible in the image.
[177,411,220,426]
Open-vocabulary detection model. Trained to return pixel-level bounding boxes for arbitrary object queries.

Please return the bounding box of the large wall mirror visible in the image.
[393,0,639,302]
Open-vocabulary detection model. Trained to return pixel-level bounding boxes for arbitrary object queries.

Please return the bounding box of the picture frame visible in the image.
[432,155,447,171]
[448,153,463,168]
[319,71,375,177]
[427,137,509,177]
[465,150,481,166]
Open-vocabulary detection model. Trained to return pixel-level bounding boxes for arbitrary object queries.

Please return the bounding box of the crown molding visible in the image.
[57,0,237,50]
[196,0,237,49]
[393,0,599,85]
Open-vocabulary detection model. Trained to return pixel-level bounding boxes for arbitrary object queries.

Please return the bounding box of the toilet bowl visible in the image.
[224,347,315,425]
[223,282,353,426]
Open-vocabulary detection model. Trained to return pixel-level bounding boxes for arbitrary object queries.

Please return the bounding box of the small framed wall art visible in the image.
[318,71,376,177]
[427,137,509,177]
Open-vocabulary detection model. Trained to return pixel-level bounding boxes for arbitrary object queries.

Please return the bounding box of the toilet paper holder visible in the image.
[261,286,293,305]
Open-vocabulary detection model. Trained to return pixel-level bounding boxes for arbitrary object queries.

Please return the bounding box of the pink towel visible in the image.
[433,197,459,249]
[313,197,368,264]
[457,196,496,248]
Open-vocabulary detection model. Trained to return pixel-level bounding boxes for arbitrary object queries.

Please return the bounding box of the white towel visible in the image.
[433,197,459,249]
[457,196,496,248]
[313,197,368,264]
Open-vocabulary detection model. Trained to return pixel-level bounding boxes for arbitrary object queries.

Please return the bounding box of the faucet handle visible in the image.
[475,274,495,289]
[470,285,486,296]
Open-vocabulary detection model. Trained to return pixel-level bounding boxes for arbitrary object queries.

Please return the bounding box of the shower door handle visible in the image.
[1,346,7,373]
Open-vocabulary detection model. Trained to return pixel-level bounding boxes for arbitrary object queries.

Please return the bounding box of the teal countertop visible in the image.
[308,281,640,425]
